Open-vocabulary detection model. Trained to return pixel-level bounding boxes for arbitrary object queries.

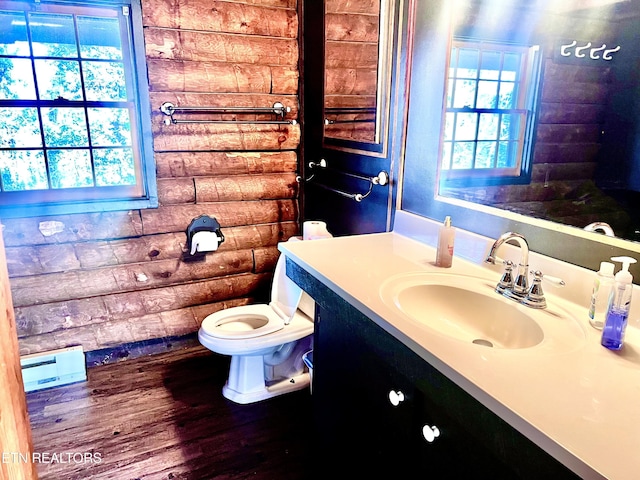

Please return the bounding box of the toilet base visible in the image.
[221,339,312,404]
[223,371,310,404]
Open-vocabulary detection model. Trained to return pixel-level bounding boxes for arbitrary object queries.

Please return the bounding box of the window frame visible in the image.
[0,0,157,218]
[438,39,543,188]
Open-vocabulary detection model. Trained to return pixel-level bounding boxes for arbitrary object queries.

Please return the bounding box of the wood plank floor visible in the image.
[27,346,313,480]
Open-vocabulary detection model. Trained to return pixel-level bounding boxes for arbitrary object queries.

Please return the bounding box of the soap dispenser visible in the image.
[601,256,637,350]
[435,216,455,268]
[588,261,615,330]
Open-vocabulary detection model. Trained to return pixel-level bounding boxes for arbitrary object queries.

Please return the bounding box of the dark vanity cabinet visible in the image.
[286,259,581,479]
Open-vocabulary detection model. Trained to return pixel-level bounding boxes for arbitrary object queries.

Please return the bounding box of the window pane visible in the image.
[48,149,94,188]
[0,150,48,191]
[449,48,458,77]
[498,81,515,108]
[0,107,42,148]
[0,11,30,56]
[478,113,498,140]
[452,142,474,169]
[497,141,517,168]
[501,53,520,81]
[453,79,476,108]
[444,112,454,140]
[34,59,83,100]
[480,51,501,80]
[454,113,477,141]
[457,48,479,78]
[83,61,127,101]
[41,107,89,147]
[29,13,78,57]
[441,142,452,170]
[500,114,521,140]
[94,148,135,186]
[0,58,36,99]
[78,16,123,60]
[475,142,497,168]
[477,80,498,108]
[88,108,132,146]
[446,78,453,108]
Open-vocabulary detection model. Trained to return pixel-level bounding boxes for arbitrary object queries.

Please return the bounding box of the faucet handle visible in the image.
[488,255,509,266]
[541,273,565,287]
[496,260,514,294]
[523,270,547,309]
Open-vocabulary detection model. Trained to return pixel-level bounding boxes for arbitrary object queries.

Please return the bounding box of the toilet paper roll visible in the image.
[303,221,332,240]
[190,231,222,255]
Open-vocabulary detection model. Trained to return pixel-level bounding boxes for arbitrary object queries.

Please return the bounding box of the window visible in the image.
[440,40,541,186]
[0,0,156,217]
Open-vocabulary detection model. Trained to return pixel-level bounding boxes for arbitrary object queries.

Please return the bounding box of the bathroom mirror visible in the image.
[436,0,640,244]
[402,0,640,279]
[322,0,395,155]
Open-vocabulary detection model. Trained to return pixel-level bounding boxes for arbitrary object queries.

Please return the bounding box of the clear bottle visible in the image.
[588,261,615,330]
[601,256,637,350]
[435,216,455,268]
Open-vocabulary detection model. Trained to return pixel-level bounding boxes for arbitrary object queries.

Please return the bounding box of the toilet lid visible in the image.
[270,246,304,322]
[200,304,285,340]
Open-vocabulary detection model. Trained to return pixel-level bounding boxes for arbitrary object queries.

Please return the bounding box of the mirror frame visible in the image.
[399,0,640,281]
[322,0,396,157]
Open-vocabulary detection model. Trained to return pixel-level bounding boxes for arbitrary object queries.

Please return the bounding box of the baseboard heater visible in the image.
[20,346,87,393]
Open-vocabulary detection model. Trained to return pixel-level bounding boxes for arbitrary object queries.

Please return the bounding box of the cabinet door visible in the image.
[361,347,517,479]
[312,305,417,476]
[410,386,517,478]
[306,283,579,479]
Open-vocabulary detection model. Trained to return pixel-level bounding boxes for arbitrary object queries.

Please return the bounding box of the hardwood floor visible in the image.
[26,346,313,480]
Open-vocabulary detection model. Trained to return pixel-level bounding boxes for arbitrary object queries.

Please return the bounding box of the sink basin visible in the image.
[380,273,585,351]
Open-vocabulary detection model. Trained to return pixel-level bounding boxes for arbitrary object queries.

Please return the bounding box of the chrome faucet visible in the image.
[486,232,565,309]
[584,222,615,237]
[485,232,530,299]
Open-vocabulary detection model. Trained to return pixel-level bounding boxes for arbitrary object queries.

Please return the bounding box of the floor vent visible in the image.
[20,346,87,393]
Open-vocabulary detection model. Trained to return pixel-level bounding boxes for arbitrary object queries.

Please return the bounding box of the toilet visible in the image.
[198,240,314,404]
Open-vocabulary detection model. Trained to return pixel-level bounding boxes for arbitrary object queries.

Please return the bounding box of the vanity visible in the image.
[280,211,640,479]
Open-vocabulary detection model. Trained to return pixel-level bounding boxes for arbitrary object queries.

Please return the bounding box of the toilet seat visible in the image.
[200,240,308,342]
[198,309,313,357]
[200,304,284,340]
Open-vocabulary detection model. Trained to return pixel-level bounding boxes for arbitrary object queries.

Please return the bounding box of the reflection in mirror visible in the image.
[437,0,640,243]
[323,0,392,149]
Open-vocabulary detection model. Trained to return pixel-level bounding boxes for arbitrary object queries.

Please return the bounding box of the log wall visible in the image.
[3,0,301,358]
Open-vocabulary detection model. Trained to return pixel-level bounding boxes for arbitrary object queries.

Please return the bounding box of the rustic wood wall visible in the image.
[3,0,301,359]
[0,232,37,479]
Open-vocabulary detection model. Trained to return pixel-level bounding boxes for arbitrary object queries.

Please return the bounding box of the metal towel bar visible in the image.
[297,159,389,202]
[324,107,376,125]
[160,102,296,125]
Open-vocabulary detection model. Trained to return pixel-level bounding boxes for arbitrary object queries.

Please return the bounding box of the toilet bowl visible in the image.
[198,239,314,404]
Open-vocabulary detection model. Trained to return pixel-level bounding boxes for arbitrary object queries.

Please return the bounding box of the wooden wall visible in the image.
[0,232,37,479]
[3,0,301,359]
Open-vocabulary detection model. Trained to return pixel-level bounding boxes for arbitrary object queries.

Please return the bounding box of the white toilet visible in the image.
[198,240,314,404]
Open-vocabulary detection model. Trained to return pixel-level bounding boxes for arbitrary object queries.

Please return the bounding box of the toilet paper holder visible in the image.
[186,215,225,257]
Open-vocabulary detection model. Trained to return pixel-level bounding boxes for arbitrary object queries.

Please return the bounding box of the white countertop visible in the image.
[280,211,640,480]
